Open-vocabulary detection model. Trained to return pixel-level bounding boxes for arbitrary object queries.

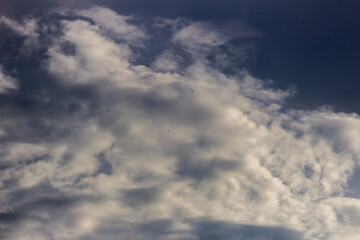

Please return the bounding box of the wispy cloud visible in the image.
[0,65,17,93]
[0,16,39,55]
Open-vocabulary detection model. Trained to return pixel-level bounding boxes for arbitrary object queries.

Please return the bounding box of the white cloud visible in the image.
[47,19,134,85]
[0,16,39,55]
[0,16,38,37]
[0,65,17,93]
[173,21,260,49]
[322,197,360,240]
[153,50,180,71]
[78,6,147,46]
[1,6,360,240]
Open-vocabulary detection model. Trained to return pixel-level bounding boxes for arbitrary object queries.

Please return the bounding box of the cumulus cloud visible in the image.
[0,6,360,240]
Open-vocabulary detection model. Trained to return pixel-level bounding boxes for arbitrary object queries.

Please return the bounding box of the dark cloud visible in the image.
[0,211,23,223]
[137,219,175,237]
[121,187,161,208]
[77,219,176,240]
[95,152,113,176]
[192,220,303,240]
[176,157,239,181]
[0,187,102,239]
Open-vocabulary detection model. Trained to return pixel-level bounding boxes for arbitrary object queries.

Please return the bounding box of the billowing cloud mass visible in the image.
[1,6,360,240]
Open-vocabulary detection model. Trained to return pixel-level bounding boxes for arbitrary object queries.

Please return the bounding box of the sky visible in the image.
[0,1,360,240]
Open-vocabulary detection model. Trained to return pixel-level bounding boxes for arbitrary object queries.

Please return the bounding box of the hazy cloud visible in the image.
[78,6,147,45]
[0,16,39,55]
[0,66,17,93]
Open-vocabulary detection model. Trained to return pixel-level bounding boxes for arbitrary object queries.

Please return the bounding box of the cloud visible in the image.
[153,50,180,72]
[78,6,147,45]
[0,6,360,240]
[173,20,260,49]
[321,197,360,240]
[192,219,303,240]
[0,16,38,37]
[0,66,17,93]
[0,16,39,55]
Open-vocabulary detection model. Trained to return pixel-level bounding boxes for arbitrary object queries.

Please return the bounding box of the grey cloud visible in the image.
[0,186,102,239]
[94,152,113,176]
[192,220,303,240]
[76,218,303,240]
[0,211,23,223]
[176,157,239,181]
[121,187,161,208]
[77,219,179,240]
[0,65,17,93]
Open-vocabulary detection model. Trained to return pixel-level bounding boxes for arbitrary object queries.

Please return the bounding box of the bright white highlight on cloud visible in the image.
[1,6,360,240]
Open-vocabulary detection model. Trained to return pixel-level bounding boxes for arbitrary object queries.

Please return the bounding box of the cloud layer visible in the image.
[0,6,360,240]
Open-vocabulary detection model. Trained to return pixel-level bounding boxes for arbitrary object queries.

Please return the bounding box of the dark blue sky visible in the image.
[104,0,360,112]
